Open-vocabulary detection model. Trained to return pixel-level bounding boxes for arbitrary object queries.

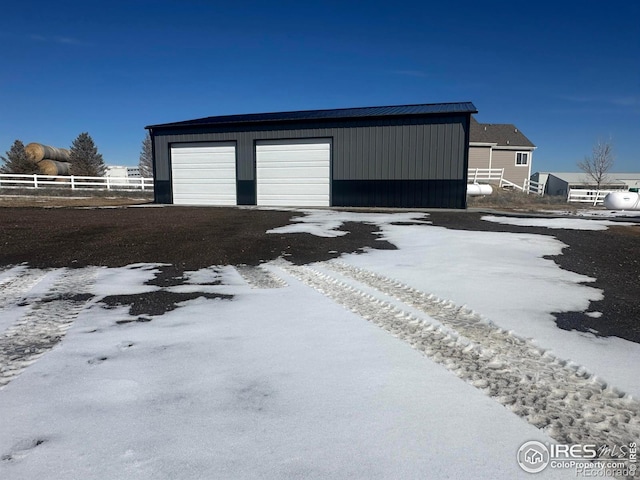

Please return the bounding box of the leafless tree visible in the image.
[577,139,615,200]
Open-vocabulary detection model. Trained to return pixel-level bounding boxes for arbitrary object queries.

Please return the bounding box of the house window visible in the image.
[516,152,529,166]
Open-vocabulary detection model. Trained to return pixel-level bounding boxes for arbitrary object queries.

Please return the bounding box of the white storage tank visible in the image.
[467,184,493,196]
[603,191,640,210]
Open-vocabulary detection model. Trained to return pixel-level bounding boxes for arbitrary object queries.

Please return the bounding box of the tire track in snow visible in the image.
[0,267,96,389]
[279,260,640,453]
[235,265,287,289]
[0,267,50,310]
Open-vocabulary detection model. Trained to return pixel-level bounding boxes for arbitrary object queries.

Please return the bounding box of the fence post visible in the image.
[71,176,75,190]
[106,176,111,190]
[33,174,38,189]
[141,177,145,191]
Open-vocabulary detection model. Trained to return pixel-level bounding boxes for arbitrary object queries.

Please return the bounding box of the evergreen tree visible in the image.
[69,132,105,176]
[0,140,37,174]
[138,132,153,177]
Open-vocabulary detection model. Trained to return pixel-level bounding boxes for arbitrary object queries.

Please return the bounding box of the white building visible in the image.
[531,172,639,197]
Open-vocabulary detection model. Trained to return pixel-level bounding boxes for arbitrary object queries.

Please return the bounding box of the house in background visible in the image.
[469,117,536,189]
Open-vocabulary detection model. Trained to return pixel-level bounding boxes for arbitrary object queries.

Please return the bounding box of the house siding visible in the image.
[490,149,532,187]
[468,146,491,169]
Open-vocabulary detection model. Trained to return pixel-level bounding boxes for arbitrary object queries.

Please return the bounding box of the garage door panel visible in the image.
[258,155,329,163]
[258,179,329,187]
[172,169,236,180]
[171,143,236,205]
[172,187,236,196]
[174,179,236,189]
[173,146,235,155]
[259,184,329,195]
[257,142,329,150]
[258,196,329,207]
[173,194,236,206]
[258,167,329,179]
[256,140,330,207]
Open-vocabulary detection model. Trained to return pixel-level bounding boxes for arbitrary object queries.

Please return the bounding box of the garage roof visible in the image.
[146,102,477,129]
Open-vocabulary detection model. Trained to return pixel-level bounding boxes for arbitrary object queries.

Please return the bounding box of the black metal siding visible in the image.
[150,114,470,208]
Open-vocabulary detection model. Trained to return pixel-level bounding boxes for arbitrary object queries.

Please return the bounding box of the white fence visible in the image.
[0,173,153,191]
[524,178,545,195]
[467,168,544,195]
[468,168,504,184]
[567,188,615,205]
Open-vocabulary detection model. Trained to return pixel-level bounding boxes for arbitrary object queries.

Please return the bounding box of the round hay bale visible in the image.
[38,160,71,176]
[25,143,71,163]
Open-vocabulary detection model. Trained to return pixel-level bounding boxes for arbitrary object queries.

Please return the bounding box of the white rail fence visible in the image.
[467,168,544,195]
[524,178,545,195]
[468,168,504,184]
[567,188,615,205]
[0,173,153,191]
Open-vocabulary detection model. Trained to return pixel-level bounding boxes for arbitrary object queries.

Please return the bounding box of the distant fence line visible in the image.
[467,168,544,195]
[0,172,624,204]
[0,173,154,191]
[566,188,616,205]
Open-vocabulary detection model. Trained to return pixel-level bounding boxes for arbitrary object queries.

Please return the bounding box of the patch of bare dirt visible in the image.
[1,203,638,343]
[0,206,394,269]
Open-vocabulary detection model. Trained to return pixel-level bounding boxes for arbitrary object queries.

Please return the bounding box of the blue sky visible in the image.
[1,0,638,172]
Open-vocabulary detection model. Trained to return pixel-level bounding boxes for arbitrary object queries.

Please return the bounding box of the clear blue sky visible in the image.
[1,0,638,172]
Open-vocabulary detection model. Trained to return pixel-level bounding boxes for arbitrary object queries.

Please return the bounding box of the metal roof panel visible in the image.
[147,102,477,129]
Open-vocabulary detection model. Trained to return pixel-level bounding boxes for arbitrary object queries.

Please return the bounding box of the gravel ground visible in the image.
[0,204,638,344]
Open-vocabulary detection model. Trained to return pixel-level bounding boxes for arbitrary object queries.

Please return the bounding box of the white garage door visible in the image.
[256,139,331,207]
[171,143,236,205]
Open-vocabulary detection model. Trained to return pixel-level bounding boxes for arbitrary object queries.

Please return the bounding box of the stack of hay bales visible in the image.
[25,143,72,179]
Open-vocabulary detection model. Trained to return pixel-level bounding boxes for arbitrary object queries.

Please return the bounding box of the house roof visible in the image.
[146,102,478,129]
[470,116,535,148]
[542,172,627,186]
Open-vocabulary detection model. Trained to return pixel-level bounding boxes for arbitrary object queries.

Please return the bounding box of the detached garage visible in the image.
[146,102,477,209]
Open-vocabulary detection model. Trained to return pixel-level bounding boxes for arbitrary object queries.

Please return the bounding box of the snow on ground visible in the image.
[303,211,640,399]
[551,209,640,219]
[481,214,636,230]
[1,209,639,479]
[266,210,431,237]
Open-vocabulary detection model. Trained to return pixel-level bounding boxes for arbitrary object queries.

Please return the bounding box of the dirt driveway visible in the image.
[0,204,638,343]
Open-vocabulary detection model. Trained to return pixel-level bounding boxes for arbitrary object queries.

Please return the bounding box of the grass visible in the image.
[467,187,592,212]
[0,187,153,207]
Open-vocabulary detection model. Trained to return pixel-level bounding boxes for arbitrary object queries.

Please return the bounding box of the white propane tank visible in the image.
[603,191,640,210]
[466,184,493,196]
